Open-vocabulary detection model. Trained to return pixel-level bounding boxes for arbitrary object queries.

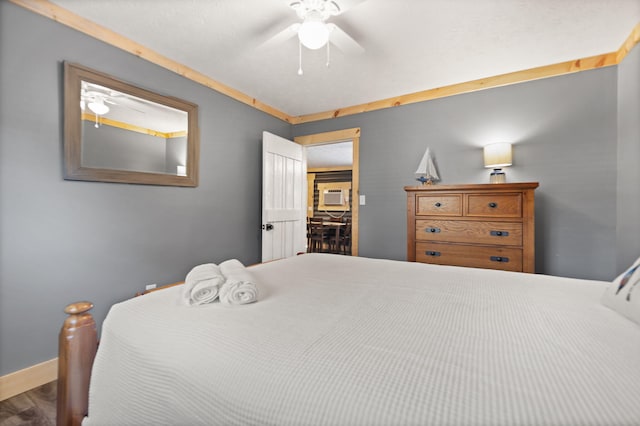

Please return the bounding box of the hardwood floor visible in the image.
[0,382,56,426]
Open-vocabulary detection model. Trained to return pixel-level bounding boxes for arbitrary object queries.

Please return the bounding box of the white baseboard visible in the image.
[0,358,58,401]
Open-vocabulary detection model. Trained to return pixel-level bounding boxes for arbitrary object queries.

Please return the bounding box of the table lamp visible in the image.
[483,143,512,183]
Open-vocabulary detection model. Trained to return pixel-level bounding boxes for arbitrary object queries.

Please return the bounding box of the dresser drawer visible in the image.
[415,220,523,246]
[416,242,523,272]
[406,183,537,272]
[466,193,522,217]
[416,195,462,216]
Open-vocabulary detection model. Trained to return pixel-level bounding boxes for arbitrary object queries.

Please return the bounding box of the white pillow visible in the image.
[601,256,640,325]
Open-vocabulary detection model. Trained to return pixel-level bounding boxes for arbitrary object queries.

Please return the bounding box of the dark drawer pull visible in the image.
[434,202,442,207]
[425,227,441,233]
[425,251,441,257]
[490,256,509,263]
[488,202,498,208]
[490,230,509,237]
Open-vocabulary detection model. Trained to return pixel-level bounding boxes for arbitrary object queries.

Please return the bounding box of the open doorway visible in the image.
[295,128,360,256]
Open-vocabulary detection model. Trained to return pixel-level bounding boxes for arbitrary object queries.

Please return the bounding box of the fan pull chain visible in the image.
[94,113,99,128]
[298,40,303,76]
[326,41,330,67]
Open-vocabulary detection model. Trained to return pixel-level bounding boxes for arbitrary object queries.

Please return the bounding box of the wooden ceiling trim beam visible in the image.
[291,51,621,124]
[308,166,353,172]
[9,0,294,124]
[10,1,639,126]
[292,21,639,124]
[80,113,185,138]
[616,22,640,63]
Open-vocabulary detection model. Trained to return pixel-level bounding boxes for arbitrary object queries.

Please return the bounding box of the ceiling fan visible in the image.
[81,91,112,115]
[79,82,116,128]
[264,0,365,75]
[80,82,146,127]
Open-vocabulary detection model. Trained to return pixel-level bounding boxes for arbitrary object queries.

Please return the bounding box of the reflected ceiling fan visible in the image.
[81,82,145,128]
[80,83,117,128]
[264,0,365,75]
[81,83,113,116]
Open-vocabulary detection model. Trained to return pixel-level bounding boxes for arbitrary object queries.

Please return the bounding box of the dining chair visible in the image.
[308,217,328,253]
[325,217,344,253]
[338,218,352,255]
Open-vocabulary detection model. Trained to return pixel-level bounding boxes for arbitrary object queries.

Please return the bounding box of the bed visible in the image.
[56,253,640,426]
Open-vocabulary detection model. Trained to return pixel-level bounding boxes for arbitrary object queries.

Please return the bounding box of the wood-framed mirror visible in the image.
[63,62,199,187]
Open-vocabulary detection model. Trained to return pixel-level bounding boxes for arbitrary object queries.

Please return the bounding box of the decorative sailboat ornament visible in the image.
[415,147,440,185]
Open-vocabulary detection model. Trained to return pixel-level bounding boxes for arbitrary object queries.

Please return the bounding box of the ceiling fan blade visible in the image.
[108,99,147,115]
[258,23,300,50]
[124,105,146,114]
[120,97,155,113]
[328,23,364,55]
[285,0,366,16]
[332,0,368,15]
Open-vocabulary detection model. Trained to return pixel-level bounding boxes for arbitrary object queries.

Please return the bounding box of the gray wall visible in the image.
[166,136,188,174]
[617,43,640,271]
[293,68,621,281]
[1,1,638,377]
[82,121,167,173]
[0,2,290,376]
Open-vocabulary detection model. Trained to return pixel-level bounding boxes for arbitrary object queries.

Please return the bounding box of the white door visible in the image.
[262,131,306,262]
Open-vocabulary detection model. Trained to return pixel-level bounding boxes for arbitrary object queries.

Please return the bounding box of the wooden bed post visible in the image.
[57,302,97,426]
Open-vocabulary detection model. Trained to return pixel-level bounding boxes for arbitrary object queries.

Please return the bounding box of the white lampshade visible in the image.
[298,11,330,50]
[88,99,109,116]
[483,143,513,168]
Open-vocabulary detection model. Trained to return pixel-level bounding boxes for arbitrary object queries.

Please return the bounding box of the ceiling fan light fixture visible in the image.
[88,99,109,115]
[298,12,330,50]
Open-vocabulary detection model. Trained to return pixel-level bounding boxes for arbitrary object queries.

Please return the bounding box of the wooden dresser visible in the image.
[405,182,538,273]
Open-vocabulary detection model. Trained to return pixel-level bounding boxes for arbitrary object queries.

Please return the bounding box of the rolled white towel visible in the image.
[219,280,258,305]
[219,259,258,305]
[188,279,220,305]
[185,263,223,285]
[183,263,225,306]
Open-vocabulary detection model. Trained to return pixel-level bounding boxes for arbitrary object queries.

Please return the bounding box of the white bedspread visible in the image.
[84,254,640,426]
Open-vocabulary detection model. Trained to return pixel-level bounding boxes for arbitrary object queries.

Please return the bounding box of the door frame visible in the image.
[294,128,360,256]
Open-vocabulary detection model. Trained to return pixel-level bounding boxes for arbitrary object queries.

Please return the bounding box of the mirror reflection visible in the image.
[64,62,199,187]
[81,81,188,175]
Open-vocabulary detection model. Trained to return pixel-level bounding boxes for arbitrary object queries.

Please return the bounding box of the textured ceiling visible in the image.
[307,141,353,168]
[50,0,640,117]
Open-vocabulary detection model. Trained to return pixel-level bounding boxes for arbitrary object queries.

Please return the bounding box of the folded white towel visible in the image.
[183,263,225,306]
[187,279,220,305]
[219,259,258,305]
[185,263,223,286]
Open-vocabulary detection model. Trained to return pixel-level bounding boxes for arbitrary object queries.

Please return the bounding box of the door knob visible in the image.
[262,223,274,231]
